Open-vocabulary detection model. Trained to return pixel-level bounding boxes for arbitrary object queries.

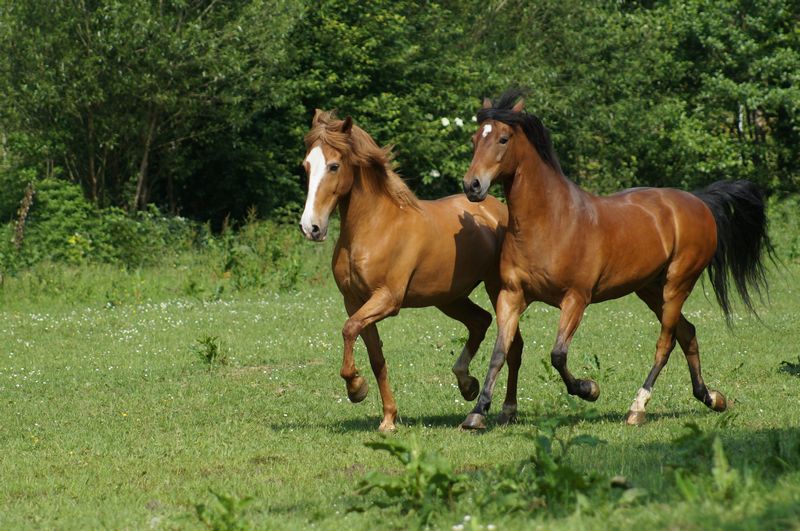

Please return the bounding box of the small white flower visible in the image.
[471,115,478,122]
[429,169,441,178]
[441,117,450,127]
[455,117,464,127]
[425,113,434,120]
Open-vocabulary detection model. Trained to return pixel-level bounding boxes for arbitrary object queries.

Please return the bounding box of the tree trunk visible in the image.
[87,107,97,203]
[134,112,158,210]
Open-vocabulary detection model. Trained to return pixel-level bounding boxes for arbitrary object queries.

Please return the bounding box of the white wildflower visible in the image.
[429,169,441,178]
[441,117,450,127]
[471,115,478,122]
[425,113,434,120]
[455,117,464,127]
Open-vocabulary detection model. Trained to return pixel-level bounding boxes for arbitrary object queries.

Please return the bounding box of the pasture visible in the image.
[1,223,800,529]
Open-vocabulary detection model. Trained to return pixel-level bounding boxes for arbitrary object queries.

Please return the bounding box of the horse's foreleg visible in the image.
[437,298,492,401]
[360,324,397,432]
[461,288,524,430]
[341,291,399,407]
[497,328,524,425]
[551,291,599,402]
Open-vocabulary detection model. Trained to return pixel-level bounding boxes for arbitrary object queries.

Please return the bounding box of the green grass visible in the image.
[1,236,800,528]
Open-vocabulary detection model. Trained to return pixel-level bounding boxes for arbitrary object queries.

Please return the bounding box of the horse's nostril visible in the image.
[470,179,481,193]
[311,224,321,236]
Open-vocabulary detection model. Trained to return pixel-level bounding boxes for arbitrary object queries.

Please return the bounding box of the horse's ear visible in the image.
[312,108,324,125]
[482,97,493,109]
[340,116,353,134]
[512,98,525,113]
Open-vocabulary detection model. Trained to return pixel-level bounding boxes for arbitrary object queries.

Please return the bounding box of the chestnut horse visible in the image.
[461,90,773,429]
[300,110,522,432]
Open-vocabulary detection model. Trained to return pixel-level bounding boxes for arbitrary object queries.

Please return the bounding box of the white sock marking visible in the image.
[629,387,651,412]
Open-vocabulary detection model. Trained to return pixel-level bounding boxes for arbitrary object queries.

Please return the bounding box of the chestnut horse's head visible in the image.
[463,90,561,201]
[299,110,358,241]
[300,109,418,241]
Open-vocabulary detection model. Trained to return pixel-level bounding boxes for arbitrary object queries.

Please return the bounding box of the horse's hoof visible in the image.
[709,390,727,412]
[378,421,397,433]
[347,377,369,403]
[459,377,480,401]
[496,405,517,426]
[625,410,646,426]
[461,413,487,430]
[579,379,600,402]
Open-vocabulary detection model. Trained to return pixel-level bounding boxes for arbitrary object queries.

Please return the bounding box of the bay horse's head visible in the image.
[299,110,359,241]
[463,89,561,201]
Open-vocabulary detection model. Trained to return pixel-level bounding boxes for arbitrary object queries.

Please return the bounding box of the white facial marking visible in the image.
[300,146,326,234]
[481,124,493,138]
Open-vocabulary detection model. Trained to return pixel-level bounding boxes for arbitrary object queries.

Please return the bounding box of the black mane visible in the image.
[477,89,562,173]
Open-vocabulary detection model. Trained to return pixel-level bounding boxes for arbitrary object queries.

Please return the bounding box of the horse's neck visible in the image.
[506,155,587,225]
[338,166,404,240]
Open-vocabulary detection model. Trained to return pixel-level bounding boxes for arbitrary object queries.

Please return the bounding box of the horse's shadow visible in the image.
[267,407,700,434]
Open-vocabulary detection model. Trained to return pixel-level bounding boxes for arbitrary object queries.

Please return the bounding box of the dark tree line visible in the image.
[1,0,798,227]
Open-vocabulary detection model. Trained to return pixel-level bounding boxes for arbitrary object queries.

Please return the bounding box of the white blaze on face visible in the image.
[481,124,493,138]
[300,146,327,234]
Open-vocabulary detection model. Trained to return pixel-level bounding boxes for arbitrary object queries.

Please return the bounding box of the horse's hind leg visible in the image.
[677,316,727,413]
[360,324,398,432]
[437,298,492,401]
[625,285,677,425]
[626,281,726,425]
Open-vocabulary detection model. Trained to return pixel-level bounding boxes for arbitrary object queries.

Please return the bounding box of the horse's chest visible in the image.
[332,247,375,299]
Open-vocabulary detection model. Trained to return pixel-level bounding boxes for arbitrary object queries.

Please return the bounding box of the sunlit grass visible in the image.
[1,233,799,528]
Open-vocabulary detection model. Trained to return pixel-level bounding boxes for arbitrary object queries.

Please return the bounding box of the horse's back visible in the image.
[400,194,507,306]
[576,187,717,300]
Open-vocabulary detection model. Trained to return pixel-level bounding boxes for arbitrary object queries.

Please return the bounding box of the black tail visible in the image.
[693,180,775,323]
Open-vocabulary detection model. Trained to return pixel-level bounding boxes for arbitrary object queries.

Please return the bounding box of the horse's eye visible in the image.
[329,163,340,172]
[499,136,509,145]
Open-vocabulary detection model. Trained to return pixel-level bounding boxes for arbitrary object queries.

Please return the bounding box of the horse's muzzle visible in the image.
[463,178,487,202]
[299,222,327,242]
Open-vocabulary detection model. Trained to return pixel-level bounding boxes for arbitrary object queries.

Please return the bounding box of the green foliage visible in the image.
[193,335,228,368]
[194,490,254,531]
[355,412,612,524]
[1,1,798,220]
[215,209,304,292]
[465,411,607,517]
[354,437,468,523]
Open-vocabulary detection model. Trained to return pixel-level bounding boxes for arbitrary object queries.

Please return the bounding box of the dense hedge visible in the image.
[1,1,798,228]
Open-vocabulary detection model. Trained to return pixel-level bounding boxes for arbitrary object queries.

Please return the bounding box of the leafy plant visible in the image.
[468,413,606,516]
[194,490,254,531]
[193,335,228,367]
[353,436,468,523]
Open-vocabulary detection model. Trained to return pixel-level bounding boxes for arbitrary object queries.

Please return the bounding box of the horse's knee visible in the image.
[342,320,360,342]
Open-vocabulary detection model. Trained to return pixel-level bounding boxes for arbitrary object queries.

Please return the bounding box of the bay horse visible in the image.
[300,110,522,432]
[460,89,773,429]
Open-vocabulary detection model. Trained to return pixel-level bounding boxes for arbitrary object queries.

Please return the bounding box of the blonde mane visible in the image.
[305,111,421,210]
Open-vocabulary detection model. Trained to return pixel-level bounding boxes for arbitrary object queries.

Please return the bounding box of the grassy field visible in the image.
[2,223,800,529]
